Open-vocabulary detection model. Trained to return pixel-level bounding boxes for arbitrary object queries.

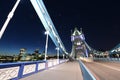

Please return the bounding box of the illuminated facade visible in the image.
[71,27,88,59]
[18,48,27,60]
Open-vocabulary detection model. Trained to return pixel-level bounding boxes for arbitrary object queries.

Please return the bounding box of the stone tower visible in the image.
[71,27,88,59]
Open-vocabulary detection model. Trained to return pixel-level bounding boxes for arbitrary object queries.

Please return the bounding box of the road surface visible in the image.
[84,61,120,80]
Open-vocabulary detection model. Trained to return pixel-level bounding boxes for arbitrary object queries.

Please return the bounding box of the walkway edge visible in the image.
[78,60,96,80]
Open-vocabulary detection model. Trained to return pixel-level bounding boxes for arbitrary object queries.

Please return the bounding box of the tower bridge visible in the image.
[71,27,88,58]
[0,0,120,80]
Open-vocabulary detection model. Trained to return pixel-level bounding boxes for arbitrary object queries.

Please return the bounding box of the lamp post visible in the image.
[56,47,59,64]
[63,54,65,59]
[44,31,49,61]
[56,47,59,59]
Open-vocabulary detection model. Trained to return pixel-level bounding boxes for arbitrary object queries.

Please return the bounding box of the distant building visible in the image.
[18,48,27,61]
[34,49,39,55]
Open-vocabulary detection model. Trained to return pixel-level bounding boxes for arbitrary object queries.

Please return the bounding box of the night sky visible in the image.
[0,0,120,55]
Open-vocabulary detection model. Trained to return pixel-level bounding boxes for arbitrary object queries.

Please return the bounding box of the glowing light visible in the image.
[45,30,49,35]
[77,42,81,45]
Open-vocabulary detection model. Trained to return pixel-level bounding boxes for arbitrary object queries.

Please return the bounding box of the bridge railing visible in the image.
[78,60,96,80]
[93,58,120,61]
[0,59,68,80]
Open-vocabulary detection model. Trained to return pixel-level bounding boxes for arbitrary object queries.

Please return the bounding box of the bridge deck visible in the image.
[83,61,120,80]
[20,61,83,80]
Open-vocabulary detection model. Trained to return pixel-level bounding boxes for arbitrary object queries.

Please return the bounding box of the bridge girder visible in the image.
[30,0,67,54]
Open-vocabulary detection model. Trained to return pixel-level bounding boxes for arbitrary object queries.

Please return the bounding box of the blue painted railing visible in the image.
[78,60,96,80]
[0,59,68,80]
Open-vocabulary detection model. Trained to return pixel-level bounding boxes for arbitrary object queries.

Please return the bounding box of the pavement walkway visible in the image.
[20,61,83,80]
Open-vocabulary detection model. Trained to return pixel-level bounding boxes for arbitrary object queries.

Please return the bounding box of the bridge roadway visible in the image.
[83,61,120,80]
[20,61,83,80]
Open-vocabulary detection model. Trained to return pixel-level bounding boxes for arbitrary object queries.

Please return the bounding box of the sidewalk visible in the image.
[20,61,83,80]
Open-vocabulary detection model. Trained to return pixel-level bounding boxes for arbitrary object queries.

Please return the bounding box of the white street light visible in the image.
[44,31,49,61]
[56,47,59,59]
[63,54,65,59]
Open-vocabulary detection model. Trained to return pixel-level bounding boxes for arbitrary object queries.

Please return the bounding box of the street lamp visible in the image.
[56,47,59,59]
[63,54,65,59]
[44,31,49,61]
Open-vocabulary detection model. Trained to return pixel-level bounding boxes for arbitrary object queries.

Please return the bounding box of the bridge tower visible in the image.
[71,27,88,59]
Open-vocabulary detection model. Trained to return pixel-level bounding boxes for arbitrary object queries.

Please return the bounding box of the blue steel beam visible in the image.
[30,0,67,54]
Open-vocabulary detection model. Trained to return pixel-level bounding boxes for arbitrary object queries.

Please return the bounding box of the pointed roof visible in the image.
[72,27,82,36]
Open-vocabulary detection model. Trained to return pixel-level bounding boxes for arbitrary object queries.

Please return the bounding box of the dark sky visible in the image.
[0,0,120,55]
